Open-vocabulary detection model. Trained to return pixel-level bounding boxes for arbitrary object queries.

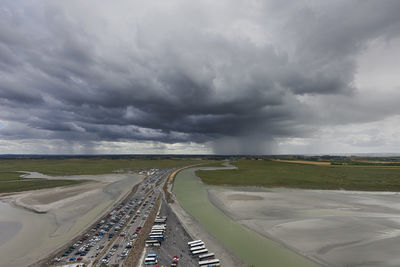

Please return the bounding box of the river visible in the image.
[173,166,318,267]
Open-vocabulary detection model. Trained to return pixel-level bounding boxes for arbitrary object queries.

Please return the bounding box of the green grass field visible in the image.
[0,171,84,193]
[0,158,216,176]
[196,160,400,191]
[0,158,217,193]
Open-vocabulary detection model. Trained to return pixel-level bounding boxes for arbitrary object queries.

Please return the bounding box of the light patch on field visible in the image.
[273,159,330,166]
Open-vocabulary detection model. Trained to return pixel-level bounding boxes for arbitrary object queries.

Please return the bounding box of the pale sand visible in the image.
[0,173,143,267]
[274,159,331,165]
[0,221,22,246]
[227,194,263,201]
[167,181,245,267]
[209,188,400,267]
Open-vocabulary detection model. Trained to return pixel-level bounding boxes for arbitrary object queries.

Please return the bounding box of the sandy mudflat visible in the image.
[209,188,400,267]
[0,172,143,267]
[0,220,22,246]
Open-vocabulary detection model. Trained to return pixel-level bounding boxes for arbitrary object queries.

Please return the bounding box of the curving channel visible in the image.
[173,166,318,267]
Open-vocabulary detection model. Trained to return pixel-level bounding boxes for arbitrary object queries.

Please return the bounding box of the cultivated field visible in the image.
[196,160,400,191]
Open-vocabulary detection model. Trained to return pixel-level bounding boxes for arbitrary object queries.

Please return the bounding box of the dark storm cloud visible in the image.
[1,0,400,154]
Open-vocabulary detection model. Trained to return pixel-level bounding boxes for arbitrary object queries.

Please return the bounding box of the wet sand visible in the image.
[0,221,22,246]
[0,172,143,267]
[209,188,400,267]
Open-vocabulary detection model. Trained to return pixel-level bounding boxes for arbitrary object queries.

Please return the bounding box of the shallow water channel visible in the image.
[173,167,318,267]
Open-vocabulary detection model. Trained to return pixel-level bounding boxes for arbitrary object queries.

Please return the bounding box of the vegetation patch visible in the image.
[0,158,219,193]
[196,160,400,191]
[0,172,84,193]
[0,158,218,176]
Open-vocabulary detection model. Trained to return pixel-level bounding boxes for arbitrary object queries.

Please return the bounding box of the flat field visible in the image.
[196,160,400,191]
[0,158,215,175]
[0,158,216,193]
[0,172,83,193]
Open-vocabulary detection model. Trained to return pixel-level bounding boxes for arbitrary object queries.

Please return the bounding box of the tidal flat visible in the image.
[0,172,143,267]
[209,188,400,267]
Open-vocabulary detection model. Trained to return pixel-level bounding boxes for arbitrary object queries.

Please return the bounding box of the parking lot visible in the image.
[50,168,170,266]
[46,166,221,267]
[141,198,198,267]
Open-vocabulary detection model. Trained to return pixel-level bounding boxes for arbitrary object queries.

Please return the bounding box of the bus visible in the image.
[146,253,157,258]
[152,227,166,231]
[198,258,220,267]
[189,241,204,248]
[198,253,215,260]
[148,235,164,240]
[150,230,164,234]
[149,232,164,236]
[192,248,208,256]
[145,240,160,247]
[152,225,166,229]
[190,245,206,253]
[144,257,157,265]
[188,240,202,246]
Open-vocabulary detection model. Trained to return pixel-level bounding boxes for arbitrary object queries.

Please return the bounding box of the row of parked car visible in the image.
[101,192,158,265]
[53,194,147,264]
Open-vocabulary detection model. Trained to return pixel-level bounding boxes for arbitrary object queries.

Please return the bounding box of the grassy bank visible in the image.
[0,158,218,193]
[0,172,84,193]
[0,158,217,176]
[196,160,400,191]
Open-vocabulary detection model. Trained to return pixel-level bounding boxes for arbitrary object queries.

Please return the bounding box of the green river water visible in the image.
[173,167,318,267]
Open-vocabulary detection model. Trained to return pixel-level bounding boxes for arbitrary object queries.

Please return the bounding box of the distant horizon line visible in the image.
[1,153,400,157]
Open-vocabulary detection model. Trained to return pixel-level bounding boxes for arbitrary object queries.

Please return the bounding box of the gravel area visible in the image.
[143,198,197,267]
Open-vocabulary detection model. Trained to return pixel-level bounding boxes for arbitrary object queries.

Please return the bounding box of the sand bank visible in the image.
[0,172,143,267]
[209,188,400,267]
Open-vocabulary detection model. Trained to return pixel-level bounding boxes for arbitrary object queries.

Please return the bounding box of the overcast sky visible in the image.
[0,0,400,154]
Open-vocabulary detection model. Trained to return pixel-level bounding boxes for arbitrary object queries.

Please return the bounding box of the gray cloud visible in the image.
[1,0,400,154]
